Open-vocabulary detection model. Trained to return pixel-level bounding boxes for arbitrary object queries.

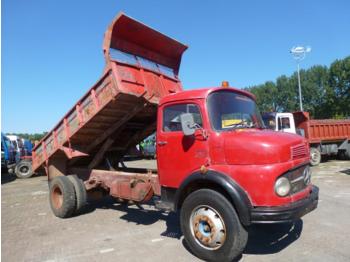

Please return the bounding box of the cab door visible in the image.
[157,102,208,188]
[277,113,296,134]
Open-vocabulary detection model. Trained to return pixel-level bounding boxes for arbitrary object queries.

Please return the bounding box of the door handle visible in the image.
[158,141,168,146]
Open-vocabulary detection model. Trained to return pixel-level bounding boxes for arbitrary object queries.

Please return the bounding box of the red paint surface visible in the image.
[157,89,312,207]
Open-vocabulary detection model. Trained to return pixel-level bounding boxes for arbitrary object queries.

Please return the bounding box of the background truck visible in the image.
[262,111,350,165]
[1,133,33,178]
[5,134,34,178]
[6,135,33,158]
[1,133,16,172]
[140,134,156,158]
[32,13,319,261]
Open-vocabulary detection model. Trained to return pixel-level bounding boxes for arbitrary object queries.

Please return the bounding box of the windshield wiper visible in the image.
[225,122,258,129]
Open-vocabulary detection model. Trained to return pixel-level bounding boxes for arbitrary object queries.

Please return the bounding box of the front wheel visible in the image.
[180,189,248,262]
[15,160,33,179]
[310,147,321,166]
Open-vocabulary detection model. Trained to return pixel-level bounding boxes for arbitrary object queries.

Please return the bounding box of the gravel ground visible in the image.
[1,159,350,262]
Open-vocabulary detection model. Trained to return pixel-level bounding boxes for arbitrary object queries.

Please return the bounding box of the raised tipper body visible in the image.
[32,13,187,173]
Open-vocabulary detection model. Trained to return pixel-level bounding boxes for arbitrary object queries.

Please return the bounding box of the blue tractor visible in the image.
[1,133,16,172]
[2,133,34,178]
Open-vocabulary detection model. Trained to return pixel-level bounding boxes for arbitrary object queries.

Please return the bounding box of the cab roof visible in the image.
[159,87,256,106]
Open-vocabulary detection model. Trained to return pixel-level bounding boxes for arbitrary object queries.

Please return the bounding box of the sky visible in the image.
[2,0,350,133]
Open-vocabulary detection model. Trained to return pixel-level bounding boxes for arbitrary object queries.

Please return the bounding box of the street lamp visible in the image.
[290,46,311,111]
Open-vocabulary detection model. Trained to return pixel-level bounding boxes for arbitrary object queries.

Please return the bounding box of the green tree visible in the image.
[6,132,48,142]
[275,75,297,112]
[295,66,329,118]
[247,81,278,112]
[328,57,350,118]
[246,56,350,119]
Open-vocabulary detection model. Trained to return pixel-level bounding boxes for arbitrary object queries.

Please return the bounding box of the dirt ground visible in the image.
[1,159,350,262]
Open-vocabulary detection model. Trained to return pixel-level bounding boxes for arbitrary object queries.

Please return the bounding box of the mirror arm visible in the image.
[192,124,208,140]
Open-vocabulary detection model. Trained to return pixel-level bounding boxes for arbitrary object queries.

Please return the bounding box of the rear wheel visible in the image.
[180,189,248,262]
[15,160,33,179]
[67,175,87,215]
[49,176,76,218]
[345,148,350,160]
[310,147,321,166]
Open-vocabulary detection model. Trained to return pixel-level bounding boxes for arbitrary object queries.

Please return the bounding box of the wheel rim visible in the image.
[19,165,29,176]
[189,205,226,250]
[311,150,319,163]
[51,185,63,210]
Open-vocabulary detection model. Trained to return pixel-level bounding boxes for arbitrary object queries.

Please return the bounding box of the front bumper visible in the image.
[251,185,319,223]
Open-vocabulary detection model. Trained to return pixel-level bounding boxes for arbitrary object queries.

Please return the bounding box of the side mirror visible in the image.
[180,113,195,136]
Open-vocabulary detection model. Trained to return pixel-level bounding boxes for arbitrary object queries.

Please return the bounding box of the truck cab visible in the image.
[6,135,22,161]
[4,135,34,178]
[262,112,297,134]
[157,87,317,212]
[155,87,318,261]
[1,133,16,170]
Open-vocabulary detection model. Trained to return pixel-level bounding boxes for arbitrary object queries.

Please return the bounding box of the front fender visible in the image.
[174,170,252,226]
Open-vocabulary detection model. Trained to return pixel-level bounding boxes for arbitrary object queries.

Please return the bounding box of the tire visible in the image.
[337,151,346,160]
[345,148,350,160]
[15,160,33,179]
[180,189,248,262]
[49,176,76,218]
[67,175,87,215]
[310,147,321,166]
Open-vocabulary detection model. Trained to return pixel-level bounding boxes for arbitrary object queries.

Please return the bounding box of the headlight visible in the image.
[275,177,291,197]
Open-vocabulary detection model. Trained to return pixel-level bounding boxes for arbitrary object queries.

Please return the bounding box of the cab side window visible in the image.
[278,117,291,130]
[163,104,203,132]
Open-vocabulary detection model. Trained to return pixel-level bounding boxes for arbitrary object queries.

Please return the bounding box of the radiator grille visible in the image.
[291,144,308,160]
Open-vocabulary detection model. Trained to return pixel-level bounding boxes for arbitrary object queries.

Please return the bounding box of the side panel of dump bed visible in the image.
[32,13,187,173]
[293,111,350,143]
[308,120,350,143]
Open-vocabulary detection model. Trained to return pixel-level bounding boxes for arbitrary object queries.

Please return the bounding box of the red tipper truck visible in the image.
[263,112,350,165]
[32,13,319,261]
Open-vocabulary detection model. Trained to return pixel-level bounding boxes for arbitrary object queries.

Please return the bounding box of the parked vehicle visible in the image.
[6,135,33,157]
[4,134,34,178]
[1,133,16,172]
[262,111,350,165]
[140,134,156,158]
[6,135,22,161]
[23,139,33,157]
[32,13,319,261]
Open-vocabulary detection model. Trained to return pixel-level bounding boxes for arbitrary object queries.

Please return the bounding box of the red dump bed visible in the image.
[293,112,350,143]
[32,13,187,172]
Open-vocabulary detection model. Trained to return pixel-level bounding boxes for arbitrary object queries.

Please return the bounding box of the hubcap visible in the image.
[51,185,63,210]
[189,205,226,250]
[311,153,316,160]
[311,150,319,162]
[19,166,29,175]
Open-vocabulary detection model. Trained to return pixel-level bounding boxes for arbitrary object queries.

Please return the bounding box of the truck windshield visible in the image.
[207,91,264,131]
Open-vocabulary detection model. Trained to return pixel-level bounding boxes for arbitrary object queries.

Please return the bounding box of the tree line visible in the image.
[245,56,350,119]
[5,132,48,142]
